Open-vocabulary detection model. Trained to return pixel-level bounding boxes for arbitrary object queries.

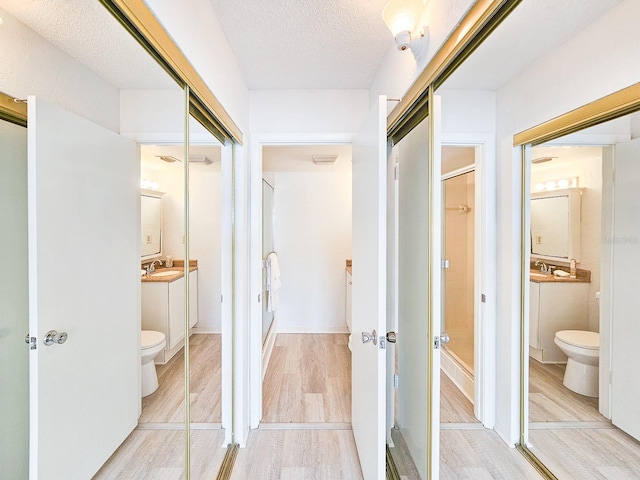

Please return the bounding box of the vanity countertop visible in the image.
[529,268,590,283]
[346,259,352,275]
[141,260,198,283]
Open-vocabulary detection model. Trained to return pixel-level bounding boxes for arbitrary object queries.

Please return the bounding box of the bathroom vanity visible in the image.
[141,263,198,364]
[529,273,589,363]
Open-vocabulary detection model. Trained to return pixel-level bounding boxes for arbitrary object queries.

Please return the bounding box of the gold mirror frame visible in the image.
[514,81,640,478]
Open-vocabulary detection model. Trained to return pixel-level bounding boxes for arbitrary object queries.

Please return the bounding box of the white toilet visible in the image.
[141,330,166,397]
[554,329,599,397]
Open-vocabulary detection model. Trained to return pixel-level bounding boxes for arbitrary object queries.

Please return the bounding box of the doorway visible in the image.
[441,146,477,407]
[259,144,353,426]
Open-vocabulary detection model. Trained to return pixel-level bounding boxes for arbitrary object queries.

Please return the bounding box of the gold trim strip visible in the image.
[387,0,520,134]
[0,92,27,126]
[385,444,402,480]
[104,0,243,144]
[514,82,640,146]
[216,443,239,480]
[516,444,560,480]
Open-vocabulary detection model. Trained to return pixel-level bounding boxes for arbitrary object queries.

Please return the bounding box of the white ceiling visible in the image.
[0,0,175,89]
[0,0,627,95]
[442,0,625,90]
[208,0,394,89]
[263,145,352,173]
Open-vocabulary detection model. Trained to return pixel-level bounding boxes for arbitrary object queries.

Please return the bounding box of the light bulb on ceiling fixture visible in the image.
[382,0,427,54]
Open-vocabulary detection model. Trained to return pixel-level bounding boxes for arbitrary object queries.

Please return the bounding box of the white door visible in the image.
[351,95,388,480]
[395,97,442,479]
[611,137,640,441]
[27,97,140,479]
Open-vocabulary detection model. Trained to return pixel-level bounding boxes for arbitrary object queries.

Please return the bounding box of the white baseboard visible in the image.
[441,349,474,404]
[262,319,278,381]
[277,325,350,334]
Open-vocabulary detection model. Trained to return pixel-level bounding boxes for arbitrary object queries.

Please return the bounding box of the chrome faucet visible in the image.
[534,260,549,273]
[146,259,163,274]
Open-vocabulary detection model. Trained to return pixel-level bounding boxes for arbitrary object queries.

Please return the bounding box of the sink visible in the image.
[530,271,551,278]
[150,270,181,277]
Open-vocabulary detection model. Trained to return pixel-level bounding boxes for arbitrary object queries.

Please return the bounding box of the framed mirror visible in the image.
[531,188,582,263]
[140,189,164,260]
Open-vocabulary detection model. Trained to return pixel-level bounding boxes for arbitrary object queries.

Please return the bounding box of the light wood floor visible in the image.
[529,428,640,479]
[529,357,604,423]
[93,429,226,479]
[262,333,351,423]
[231,428,363,479]
[441,371,478,424]
[141,333,221,424]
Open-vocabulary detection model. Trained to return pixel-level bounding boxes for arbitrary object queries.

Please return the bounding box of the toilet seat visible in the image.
[141,330,165,350]
[555,330,599,350]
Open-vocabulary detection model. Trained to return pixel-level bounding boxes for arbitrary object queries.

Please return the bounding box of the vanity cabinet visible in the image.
[529,280,589,363]
[142,270,198,364]
[345,269,352,333]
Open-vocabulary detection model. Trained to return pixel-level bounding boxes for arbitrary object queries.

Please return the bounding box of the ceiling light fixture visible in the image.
[382,0,428,56]
[157,155,180,163]
[312,155,339,165]
[156,155,214,165]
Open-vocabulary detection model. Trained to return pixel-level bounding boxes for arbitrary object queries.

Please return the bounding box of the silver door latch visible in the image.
[362,330,377,346]
[44,330,68,346]
[25,334,37,350]
[434,332,450,349]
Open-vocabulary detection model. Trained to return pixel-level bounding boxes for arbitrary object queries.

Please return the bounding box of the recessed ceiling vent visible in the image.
[312,155,339,165]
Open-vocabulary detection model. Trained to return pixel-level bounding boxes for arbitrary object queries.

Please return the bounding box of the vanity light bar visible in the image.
[140,179,159,190]
[534,176,578,192]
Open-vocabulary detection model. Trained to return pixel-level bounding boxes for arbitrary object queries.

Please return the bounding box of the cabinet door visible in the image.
[529,282,540,349]
[345,271,352,332]
[169,277,185,349]
[189,270,198,328]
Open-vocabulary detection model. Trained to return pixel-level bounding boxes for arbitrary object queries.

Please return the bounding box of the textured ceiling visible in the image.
[208,0,394,89]
[442,0,625,90]
[0,0,175,89]
[263,145,352,172]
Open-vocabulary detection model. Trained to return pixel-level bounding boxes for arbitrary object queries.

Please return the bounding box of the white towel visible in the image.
[265,252,281,312]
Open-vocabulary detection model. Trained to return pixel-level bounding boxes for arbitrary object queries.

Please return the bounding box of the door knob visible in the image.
[386,331,397,343]
[361,330,377,345]
[440,332,450,344]
[44,330,68,346]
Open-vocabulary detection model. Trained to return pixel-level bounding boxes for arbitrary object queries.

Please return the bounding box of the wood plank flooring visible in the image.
[231,428,363,479]
[441,371,478,424]
[93,429,226,479]
[262,333,351,423]
[529,428,640,480]
[140,333,221,424]
[529,357,604,423]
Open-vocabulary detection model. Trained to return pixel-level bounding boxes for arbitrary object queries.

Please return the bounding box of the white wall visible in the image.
[268,170,352,333]
[0,7,120,131]
[494,0,640,444]
[250,89,369,133]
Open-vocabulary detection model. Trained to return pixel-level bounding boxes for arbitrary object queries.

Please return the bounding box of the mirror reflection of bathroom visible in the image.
[527,114,640,474]
[260,145,353,425]
[138,141,223,426]
[441,145,479,425]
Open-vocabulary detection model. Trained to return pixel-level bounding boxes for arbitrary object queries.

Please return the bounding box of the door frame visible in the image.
[438,133,497,427]
[248,132,354,433]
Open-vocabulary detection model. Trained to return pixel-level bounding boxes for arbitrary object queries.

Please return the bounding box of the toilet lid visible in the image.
[555,330,599,350]
[141,330,165,349]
